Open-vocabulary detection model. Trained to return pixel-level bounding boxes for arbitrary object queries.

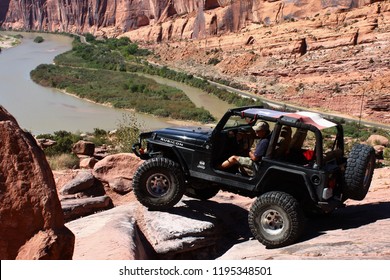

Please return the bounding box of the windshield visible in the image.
[223,115,253,130]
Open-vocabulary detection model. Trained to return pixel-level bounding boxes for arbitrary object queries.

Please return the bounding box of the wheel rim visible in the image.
[146,173,170,197]
[260,209,284,236]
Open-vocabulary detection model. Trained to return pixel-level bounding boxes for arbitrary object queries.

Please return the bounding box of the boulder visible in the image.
[93,153,143,193]
[79,157,99,169]
[35,138,57,149]
[94,145,111,159]
[137,200,221,259]
[61,195,113,221]
[60,171,95,195]
[0,106,75,259]
[66,204,153,260]
[60,170,96,195]
[367,135,389,147]
[107,177,133,194]
[373,145,385,159]
[72,140,95,156]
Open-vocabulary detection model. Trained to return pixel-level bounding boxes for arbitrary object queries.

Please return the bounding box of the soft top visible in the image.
[242,108,337,130]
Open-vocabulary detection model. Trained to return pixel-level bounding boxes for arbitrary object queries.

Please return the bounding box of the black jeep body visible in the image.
[132,106,375,248]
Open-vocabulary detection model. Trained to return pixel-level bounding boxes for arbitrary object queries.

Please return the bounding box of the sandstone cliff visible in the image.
[0,0,379,39]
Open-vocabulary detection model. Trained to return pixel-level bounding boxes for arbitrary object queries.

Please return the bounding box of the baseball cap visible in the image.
[252,121,269,132]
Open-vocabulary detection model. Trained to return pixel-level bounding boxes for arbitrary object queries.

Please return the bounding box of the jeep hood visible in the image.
[152,126,213,145]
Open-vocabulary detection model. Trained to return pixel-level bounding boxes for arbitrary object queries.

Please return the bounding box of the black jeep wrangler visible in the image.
[132,106,375,248]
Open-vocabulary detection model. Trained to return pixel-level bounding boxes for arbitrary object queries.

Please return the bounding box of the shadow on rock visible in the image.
[303,201,390,242]
[163,197,253,258]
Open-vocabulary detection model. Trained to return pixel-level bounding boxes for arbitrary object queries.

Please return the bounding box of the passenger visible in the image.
[275,126,292,158]
[220,121,271,171]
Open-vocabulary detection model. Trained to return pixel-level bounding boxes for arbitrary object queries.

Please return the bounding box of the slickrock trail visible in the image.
[64,167,390,260]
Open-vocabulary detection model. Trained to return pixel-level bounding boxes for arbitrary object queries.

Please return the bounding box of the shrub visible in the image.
[384,148,390,165]
[207,57,221,65]
[90,128,111,146]
[84,33,95,42]
[341,121,371,140]
[113,113,144,153]
[34,36,44,43]
[37,130,82,156]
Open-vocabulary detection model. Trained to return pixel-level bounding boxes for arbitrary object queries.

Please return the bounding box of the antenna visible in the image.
[358,74,371,136]
[358,87,365,131]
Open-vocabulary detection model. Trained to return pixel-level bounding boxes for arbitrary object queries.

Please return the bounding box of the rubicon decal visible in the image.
[159,137,184,147]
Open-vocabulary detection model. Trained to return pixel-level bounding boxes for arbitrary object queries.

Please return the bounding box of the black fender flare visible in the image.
[171,145,190,176]
[254,166,317,201]
[136,138,190,176]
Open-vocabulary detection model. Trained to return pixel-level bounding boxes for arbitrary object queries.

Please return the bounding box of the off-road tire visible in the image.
[132,157,185,210]
[248,191,305,248]
[344,144,376,200]
[185,185,220,200]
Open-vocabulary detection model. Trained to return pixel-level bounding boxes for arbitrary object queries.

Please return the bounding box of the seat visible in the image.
[275,126,292,159]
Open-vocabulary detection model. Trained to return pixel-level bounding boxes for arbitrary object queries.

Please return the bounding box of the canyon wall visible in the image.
[0,0,378,39]
[1,0,389,125]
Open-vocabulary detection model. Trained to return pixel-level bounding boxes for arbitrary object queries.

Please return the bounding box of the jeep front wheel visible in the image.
[132,158,185,210]
[248,191,305,248]
[344,144,376,201]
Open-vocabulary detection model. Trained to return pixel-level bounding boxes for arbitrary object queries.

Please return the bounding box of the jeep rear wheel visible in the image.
[248,191,305,248]
[344,144,376,200]
[133,158,185,210]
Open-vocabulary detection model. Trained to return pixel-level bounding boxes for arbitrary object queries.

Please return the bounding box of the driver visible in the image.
[220,121,271,172]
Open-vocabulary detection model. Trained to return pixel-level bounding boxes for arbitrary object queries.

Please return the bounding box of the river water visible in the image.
[0,32,232,135]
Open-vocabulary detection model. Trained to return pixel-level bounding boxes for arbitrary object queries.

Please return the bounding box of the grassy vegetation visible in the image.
[51,35,258,109]
[47,153,80,170]
[31,64,213,122]
[126,64,258,107]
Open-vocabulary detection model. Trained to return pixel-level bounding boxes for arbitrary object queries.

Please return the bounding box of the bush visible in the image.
[37,130,82,156]
[84,33,95,43]
[341,121,371,140]
[34,36,44,43]
[208,57,221,65]
[90,128,111,146]
[384,148,390,165]
[113,113,144,153]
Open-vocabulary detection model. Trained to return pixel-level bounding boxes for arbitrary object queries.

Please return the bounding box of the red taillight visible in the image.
[139,148,145,154]
[328,177,336,189]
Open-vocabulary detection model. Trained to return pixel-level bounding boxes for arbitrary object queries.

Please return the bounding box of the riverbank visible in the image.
[58,87,208,129]
[0,33,21,49]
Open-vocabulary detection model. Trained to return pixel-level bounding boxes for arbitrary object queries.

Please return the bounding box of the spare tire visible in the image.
[344,144,376,200]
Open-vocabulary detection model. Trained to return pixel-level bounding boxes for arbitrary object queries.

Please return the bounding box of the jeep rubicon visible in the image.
[132,106,375,248]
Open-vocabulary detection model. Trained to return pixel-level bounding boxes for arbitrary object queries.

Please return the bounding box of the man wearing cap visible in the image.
[220,121,271,172]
